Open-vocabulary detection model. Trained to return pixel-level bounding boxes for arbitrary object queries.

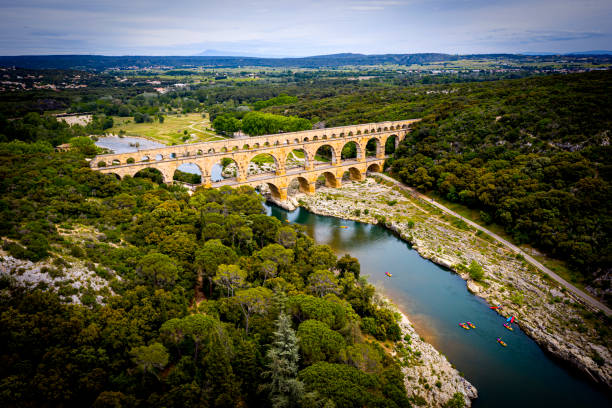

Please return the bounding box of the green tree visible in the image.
[308,270,340,297]
[214,264,247,297]
[336,254,360,278]
[297,320,346,364]
[194,240,237,296]
[234,287,272,334]
[130,342,169,384]
[263,311,305,408]
[138,253,179,289]
[468,260,484,282]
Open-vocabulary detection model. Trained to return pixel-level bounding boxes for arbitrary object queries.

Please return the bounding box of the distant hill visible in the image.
[521,51,612,56]
[0,52,610,71]
[566,50,612,55]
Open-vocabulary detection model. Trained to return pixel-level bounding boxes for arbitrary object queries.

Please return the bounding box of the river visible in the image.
[263,203,611,407]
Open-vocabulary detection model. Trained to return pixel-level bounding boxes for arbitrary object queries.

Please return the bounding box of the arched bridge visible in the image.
[92,119,419,200]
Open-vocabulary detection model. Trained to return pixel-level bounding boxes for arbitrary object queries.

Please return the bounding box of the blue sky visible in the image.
[0,0,610,56]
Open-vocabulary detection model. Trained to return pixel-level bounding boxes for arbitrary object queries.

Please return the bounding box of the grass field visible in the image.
[107,112,226,145]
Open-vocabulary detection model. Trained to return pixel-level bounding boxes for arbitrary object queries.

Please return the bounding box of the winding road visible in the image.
[372,172,612,316]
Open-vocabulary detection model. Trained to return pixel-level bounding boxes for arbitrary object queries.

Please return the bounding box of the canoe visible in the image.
[339,226,349,229]
[467,321,476,329]
[503,323,514,331]
[385,272,392,277]
[497,338,507,347]
[459,323,470,330]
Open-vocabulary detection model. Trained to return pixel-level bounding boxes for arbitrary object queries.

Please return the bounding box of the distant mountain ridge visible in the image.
[0,52,610,71]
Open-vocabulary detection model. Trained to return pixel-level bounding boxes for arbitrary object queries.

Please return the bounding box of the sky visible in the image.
[0,0,610,56]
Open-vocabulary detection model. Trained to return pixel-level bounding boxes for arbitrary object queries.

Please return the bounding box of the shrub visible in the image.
[468,260,484,282]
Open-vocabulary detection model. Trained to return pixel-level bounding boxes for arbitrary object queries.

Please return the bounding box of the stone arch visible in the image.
[254,143,260,149]
[232,146,238,151]
[371,128,376,133]
[313,144,337,165]
[265,141,270,147]
[155,154,163,161]
[340,132,345,137]
[367,163,382,173]
[322,135,327,140]
[364,129,369,134]
[106,172,122,180]
[207,148,215,154]
[331,133,336,138]
[265,182,282,200]
[356,130,362,135]
[304,137,309,142]
[134,167,165,183]
[348,131,353,136]
[316,171,340,188]
[390,125,395,130]
[285,148,309,171]
[174,162,203,184]
[140,155,150,162]
[313,136,318,141]
[288,176,312,195]
[210,157,241,182]
[197,149,203,155]
[384,127,388,131]
[340,141,362,161]
[365,137,382,157]
[294,138,300,144]
[111,159,121,166]
[385,135,399,154]
[247,153,278,177]
[168,152,176,159]
[347,167,363,181]
[274,140,280,146]
[242,144,250,150]
[126,157,135,164]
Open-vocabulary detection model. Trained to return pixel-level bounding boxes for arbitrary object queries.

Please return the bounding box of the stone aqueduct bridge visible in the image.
[92,119,419,200]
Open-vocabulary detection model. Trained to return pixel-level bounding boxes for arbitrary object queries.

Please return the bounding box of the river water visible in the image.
[263,204,610,408]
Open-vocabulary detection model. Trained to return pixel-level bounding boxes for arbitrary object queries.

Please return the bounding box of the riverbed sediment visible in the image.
[272,176,611,389]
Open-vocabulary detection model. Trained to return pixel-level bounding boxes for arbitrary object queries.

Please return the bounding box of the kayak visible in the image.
[503,323,514,331]
[467,321,476,329]
[339,226,349,229]
[385,272,392,277]
[459,323,470,330]
[497,337,507,347]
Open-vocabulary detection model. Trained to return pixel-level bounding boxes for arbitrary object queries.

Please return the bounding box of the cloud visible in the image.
[0,0,610,55]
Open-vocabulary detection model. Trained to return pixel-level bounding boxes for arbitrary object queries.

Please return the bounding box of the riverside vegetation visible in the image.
[0,144,457,407]
[293,176,611,387]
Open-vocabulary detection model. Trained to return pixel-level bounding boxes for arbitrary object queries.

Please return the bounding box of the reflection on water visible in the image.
[264,203,611,408]
[95,136,165,153]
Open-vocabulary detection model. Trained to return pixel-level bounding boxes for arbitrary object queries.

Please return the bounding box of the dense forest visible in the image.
[261,71,611,292]
[1,68,610,292]
[0,145,415,407]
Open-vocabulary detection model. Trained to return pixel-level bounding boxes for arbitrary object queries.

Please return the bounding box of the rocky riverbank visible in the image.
[377,295,478,407]
[279,177,611,388]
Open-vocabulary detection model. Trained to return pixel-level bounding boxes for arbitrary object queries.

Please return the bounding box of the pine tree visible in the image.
[263,311,305,408]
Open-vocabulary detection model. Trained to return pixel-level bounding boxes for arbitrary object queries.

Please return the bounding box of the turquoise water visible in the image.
[264,204,611,408]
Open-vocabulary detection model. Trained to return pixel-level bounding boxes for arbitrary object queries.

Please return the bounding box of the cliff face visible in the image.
[289,177,611,389]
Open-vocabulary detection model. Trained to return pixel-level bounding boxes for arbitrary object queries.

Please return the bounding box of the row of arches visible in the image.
[115,162,383,198]
[97,134,401,168]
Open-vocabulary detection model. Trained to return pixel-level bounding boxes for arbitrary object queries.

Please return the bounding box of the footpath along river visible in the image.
[263,203,611,408]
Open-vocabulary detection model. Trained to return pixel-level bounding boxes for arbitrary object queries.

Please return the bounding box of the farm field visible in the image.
[107,112,226,145]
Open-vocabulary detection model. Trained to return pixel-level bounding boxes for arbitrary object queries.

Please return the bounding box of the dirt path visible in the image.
[373,173,612,316]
